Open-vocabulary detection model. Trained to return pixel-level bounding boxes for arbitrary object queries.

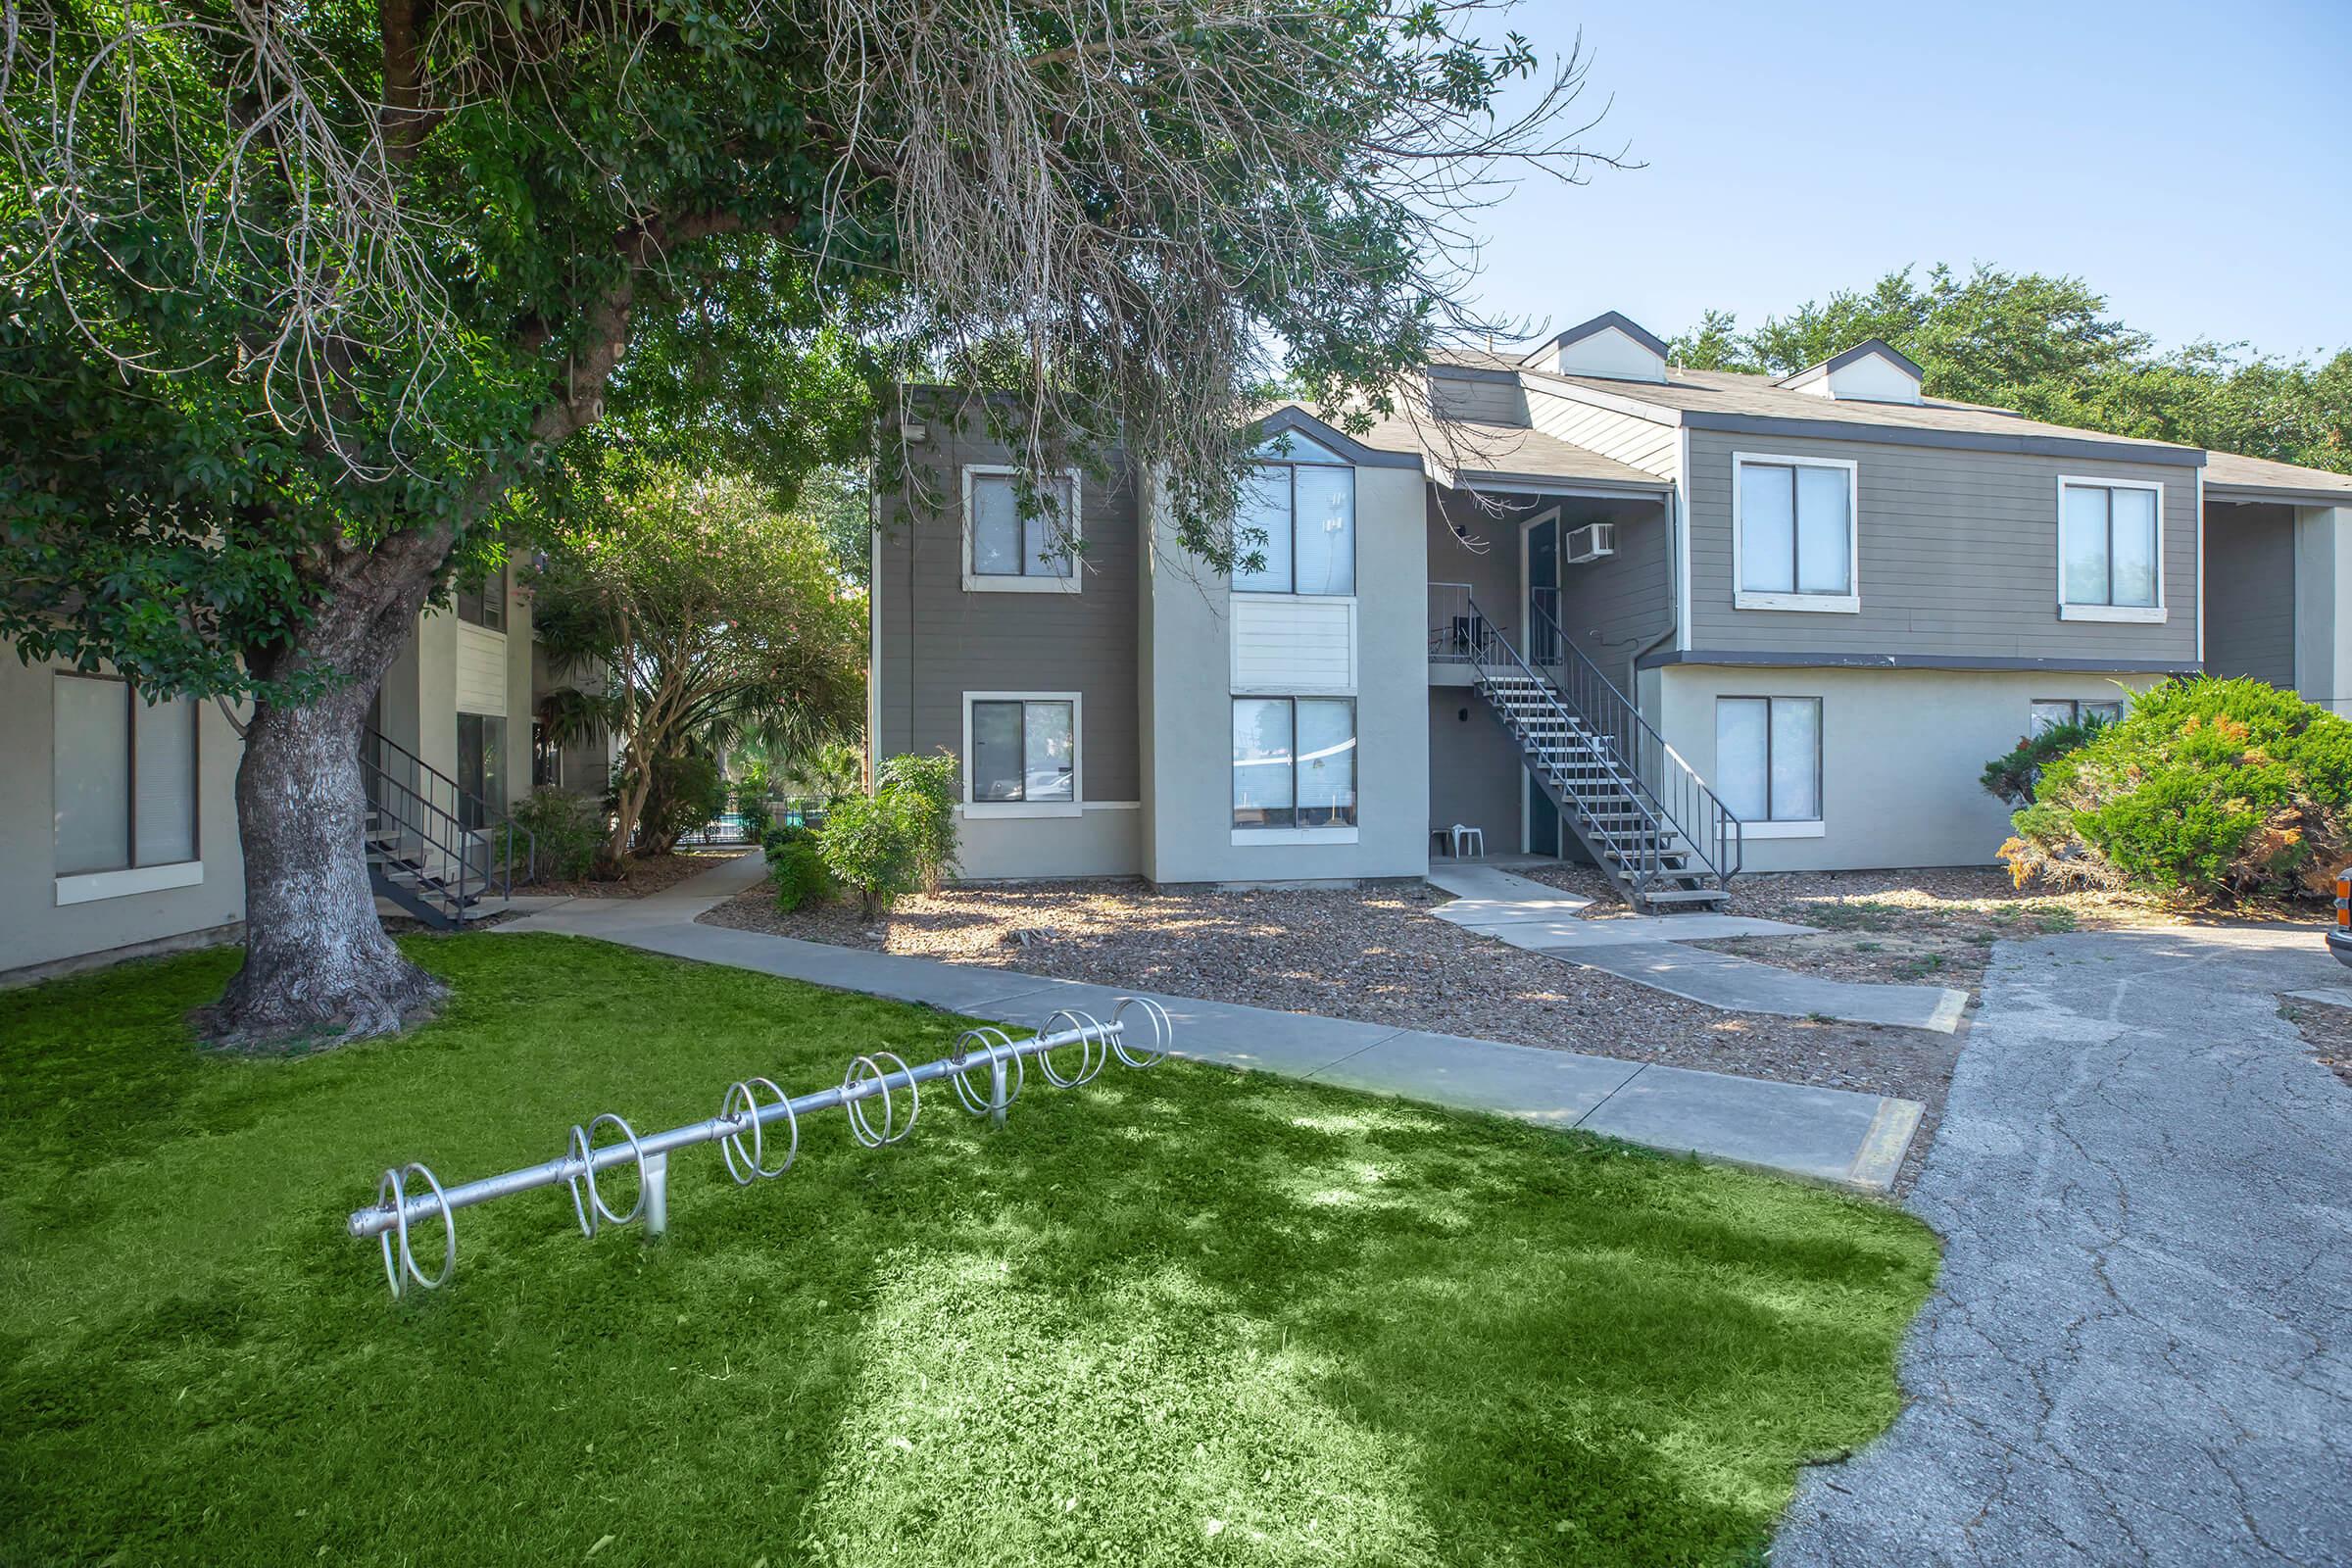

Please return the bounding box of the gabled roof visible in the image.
[1773,337,1926,387]
[1518,311,1672,366]
[2202,449,2352,505]
[1257,400,1668,493]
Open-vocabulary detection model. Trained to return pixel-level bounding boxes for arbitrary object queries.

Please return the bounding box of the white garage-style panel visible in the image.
[1230,595,1355,693]
[455,624,508,716]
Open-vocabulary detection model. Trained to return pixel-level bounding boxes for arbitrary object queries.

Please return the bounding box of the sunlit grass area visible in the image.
[1,934,1936,1566]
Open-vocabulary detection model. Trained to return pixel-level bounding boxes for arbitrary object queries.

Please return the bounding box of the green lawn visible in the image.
[0,934,1936,1566]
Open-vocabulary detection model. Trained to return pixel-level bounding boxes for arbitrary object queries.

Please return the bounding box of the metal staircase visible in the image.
[360,728,535,929]
[1444,592,1741,909]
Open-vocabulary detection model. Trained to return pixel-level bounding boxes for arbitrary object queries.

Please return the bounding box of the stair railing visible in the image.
[1460,593,1676,889]
[1520,597,1742,889]
[361,728,537,917]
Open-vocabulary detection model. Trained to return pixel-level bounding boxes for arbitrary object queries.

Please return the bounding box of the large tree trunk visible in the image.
[198,553,448,1047]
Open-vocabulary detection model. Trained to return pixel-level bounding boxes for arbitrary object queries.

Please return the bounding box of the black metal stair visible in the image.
[360,728,534,929]
[1451,596,1740,909]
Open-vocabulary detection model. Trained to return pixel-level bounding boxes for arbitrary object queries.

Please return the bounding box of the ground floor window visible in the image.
[53,672,200,875]
[1715,696,1820,823]
[531,717,562,790]
[968,696,1077,803]
[457,711,507,829]
[1233,697,1357,829]
[2031,698,2124,735]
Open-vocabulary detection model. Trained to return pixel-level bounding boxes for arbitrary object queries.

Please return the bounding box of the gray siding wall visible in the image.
[875,420,1142,802]
[1555,497,1673,685]
[2204,502,2296,688]
[1426,487,1520,631]
[1525,388,1679,478]
[1684,428,2201,665]
[1428,372,1531,425]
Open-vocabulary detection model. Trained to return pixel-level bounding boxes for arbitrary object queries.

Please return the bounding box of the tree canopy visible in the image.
[1667,265,2351,476]
[531,466,865,860]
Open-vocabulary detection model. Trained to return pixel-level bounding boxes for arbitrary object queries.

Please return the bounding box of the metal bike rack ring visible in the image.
[1109,997,1173,1068]
[842,1051,919,1148]
[376,1162,455,1298]
[347,1001,1175,1299]
[719,1077,798,1184]
[950,1026,1026,1116]
[566,1112,647,1237]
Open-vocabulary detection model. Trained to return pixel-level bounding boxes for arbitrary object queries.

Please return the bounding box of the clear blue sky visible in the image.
[1464,0,2352,360]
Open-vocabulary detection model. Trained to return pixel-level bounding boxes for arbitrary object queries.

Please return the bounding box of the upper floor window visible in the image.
[456,565,506,632]
[1733,453,1859,613]
[53,672,199,877]
[2058,479,2164,622]
[963,466,1080,593]
[1236,431,1354,596]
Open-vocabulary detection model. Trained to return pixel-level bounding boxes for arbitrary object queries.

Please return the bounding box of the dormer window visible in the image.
[1776,340,1924,406]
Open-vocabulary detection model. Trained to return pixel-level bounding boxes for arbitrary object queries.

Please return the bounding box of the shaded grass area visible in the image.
[0,935,1936,1566]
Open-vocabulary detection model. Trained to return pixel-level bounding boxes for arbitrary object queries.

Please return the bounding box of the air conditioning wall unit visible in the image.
[1564,521,1617,564]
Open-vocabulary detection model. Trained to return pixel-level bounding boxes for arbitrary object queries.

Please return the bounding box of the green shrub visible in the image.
[1999,676,2352,903]
[874,752,961,893]
[510,787,606,881]
[1981,711,2114,807]
[813,752,964,914]
[636,751,729,854]
[767,839,832,912]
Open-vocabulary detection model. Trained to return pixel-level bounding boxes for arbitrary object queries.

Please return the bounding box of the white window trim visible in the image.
[1231,826,1359,847]
[961,465,1083,594]
[960,691,1083,817]
[1731,452,1862,613]
[56,860,205,906]
[2056,475,2167,622]
[1737,820,1825,840]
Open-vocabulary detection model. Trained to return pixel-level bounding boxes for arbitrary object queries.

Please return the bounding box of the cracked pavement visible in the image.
[1772,925,2352,1567]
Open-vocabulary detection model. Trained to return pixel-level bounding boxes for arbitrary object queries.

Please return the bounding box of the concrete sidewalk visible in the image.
[1429,864,1970,1033]
[505,854,1923,1192]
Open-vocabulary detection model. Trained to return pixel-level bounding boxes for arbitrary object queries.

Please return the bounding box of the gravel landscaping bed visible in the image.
[2278,996,2352,1090]
[701,875,1959,1189]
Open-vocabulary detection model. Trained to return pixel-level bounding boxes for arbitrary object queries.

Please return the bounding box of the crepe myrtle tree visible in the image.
[0,0,1617,1043]
[528,464,866,863]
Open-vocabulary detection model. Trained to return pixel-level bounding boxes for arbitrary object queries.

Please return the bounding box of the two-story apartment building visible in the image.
[1,571,547,981]
[871,313,2352,905]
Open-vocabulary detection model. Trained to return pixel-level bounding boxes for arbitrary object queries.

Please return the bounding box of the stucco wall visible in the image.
[1656,662,2166,873]
[0,657,248,976]
[1142,463,1429,883]
[1428,686,1524,856]
[2294,506,2352,714]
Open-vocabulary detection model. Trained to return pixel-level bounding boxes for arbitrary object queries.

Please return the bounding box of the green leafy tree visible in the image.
[531,469,865,861]
[0,0,1610,1040]
[1671,265,2350,475]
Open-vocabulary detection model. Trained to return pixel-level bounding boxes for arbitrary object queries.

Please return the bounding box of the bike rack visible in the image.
[347,999,1176,1299]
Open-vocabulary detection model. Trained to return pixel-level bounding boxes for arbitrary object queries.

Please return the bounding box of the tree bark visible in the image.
[198,550,448,1047]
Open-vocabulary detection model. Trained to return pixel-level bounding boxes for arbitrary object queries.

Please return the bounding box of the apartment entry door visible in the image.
[1522,510,1561,666]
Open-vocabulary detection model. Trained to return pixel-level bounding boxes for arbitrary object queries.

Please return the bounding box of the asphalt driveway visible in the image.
[1772,925,2352,1567]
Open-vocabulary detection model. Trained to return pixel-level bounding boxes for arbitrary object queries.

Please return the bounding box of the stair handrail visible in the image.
[360,755,483,921]
[361,726,538,906]
[1460,593,1676,887]
[1520,596,1743,888]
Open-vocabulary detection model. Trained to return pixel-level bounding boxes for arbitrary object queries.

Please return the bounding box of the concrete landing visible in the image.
[1426,863,1967,1033]
[1556,941,1971,1033]
[503,854,1923,1192]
